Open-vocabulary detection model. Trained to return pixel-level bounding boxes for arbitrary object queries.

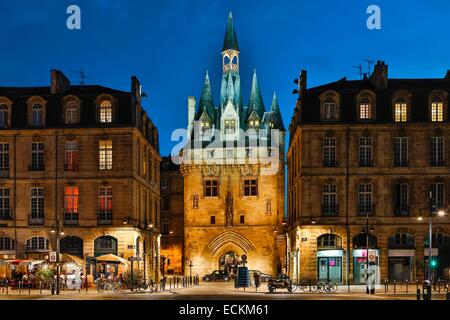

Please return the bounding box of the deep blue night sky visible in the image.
[1,0,450,155]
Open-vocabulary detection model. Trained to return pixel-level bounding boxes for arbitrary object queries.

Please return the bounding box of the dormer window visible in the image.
[394,97,408,122]
[100,100,112,123]
[32,104,44,126]
[359,98,372,120]
[0,104,9,128]
[323,98,337,120]
[65,101,80,124]
[249,120,259,127]
[201,121,211,133]
[320,92,340,121]
[431,97,444,122]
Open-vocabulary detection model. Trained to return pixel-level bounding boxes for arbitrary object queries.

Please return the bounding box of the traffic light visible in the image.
[430,258,438,268]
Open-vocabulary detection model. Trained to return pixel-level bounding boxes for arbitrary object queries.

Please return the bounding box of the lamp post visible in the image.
[364,209,375,295]
[51,223,64,295]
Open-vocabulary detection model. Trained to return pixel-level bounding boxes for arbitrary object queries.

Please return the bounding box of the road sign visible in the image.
[49,251,57,262]
[368,253,376,262]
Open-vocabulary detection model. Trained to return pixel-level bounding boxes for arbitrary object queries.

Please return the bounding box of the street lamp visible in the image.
[51,223,64,295]
[417,190,447,287]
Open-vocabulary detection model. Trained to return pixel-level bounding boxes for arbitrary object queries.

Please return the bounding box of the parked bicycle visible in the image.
[135,278,158,293]
[317,279,338,293]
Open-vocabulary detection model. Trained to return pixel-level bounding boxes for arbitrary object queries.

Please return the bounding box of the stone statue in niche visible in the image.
[225,191,233,227]
[193,193,199,209]
[266,198,272,215]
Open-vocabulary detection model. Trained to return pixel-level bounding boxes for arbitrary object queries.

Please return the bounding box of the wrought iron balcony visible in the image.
[321,204,339,216]
[64,213,79,225]
[28,214,44,225]
[357,204,376,216]
[0,208,12,220]
[28,164,45,172]
[97,211,113,225]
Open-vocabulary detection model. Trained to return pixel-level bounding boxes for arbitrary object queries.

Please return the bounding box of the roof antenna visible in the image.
[71,69,88,85]
[364,59,374,76]
[352,65,363,80]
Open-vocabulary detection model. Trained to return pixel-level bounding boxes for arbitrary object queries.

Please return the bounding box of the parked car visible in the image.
[249,270,272,282]
[202,270,231,282]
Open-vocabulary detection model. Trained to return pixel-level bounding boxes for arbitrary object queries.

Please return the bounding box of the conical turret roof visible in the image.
[247,70,265,120]
[196,71,216,122]
[222,12,239,52]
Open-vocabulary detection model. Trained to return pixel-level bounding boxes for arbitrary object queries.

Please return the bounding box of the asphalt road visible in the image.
[0,282,447,300]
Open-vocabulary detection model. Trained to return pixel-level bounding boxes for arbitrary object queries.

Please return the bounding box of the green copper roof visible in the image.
[270,92,286,131]
[196,71,216,122]
[247,70,265,120]
[222,12,239,52]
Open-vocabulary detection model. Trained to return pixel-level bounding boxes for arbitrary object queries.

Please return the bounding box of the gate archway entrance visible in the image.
[219,251,241,275]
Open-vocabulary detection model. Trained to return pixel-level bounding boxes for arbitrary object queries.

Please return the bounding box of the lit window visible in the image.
[249,120,260,127]
[201,121,210,133]
[98,187,113,221]
[100,100,112,123]
[224,119,236,133]
[359,98,372,120]
[64,187,79,222]
[431,97,444,122]
[65,141,78,171]
[32,104,44,126]
[65,102,79,124]
[394,98,408,122]
[99,140,113,170]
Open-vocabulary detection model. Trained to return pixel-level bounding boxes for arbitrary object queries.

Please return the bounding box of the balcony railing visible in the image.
[64,213,79,225]
[0,170,9,178]
[0,208,12,220]
[357,204,375,216]
[321,204,339,216]
[97,211,113,225]
[28,164,45,172]
[28,214,44,225]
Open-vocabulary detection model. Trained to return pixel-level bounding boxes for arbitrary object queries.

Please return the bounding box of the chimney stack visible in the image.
[50,69,70,94]
[300,70,307,94]
[131,76,142,103]
[369,60,388,88]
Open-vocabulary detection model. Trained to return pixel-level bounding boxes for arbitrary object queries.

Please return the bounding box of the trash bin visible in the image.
[422,280,432,300]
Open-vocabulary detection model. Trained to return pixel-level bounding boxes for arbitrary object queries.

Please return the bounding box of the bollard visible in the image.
[40,282,42,295]
[406,280,409,293]
[19,281,22,295]
[6,280,8,295]
[417,288,421,300]
[169,278,172,291]
[393,280,396,294]
[28,282,31,295]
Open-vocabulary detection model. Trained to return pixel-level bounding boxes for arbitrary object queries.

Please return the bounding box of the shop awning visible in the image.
[95,254,129,264]
[61,253,84,265]
[19,260,45,267]
[1,259,22,265]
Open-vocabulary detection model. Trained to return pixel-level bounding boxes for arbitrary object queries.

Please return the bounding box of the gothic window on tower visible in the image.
[204,179,218,197]
[243,179,258,196]
[224,119,236,133]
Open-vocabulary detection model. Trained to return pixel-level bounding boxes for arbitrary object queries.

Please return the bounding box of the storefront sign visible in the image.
[49,252,57,262]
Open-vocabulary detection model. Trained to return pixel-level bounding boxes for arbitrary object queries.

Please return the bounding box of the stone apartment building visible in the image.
[0,70,161,280]
[160,156,184,275]
[180,13,286,277]
[287,61,450,285]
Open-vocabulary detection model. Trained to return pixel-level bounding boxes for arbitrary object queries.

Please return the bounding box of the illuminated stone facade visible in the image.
[181,13,286,277]
[0,70,161,281]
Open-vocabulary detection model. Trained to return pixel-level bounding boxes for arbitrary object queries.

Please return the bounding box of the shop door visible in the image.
[318,257,342,283]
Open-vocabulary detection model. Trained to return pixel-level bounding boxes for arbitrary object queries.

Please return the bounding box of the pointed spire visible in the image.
[270,91,286,131]
[222,12,239,52]
[247,69,265,119]
[197,70,215,121]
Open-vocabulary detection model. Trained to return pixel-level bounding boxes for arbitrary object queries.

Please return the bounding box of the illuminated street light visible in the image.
[437,210,446,217]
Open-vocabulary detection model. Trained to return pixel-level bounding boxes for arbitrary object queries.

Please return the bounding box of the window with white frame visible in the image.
[64,187,79,222]
[31,142,44,171]
[359,137,372,167]
[358,183,373,216]
[65,101,79,124]
[0,143,9,172]
[32,103,44,126]
[0,236,14,251]
[323,137,336,167]
[323,98,337,120]
[394,98,408,122]
[98,187,113,221]
[431,97,444,122]
[359,98,372,120]
[394,137,408,166]
[99,140,113,170]
[65,141,79,171]
[0,104,9,128]
[0,188,10,219]
[30,187,44,220]
[322,184,337,216]
[100,100,112,123]
[26,237,49,251]
[430,183,444,211]
[430,136,444,166]
[395,183,409,216]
